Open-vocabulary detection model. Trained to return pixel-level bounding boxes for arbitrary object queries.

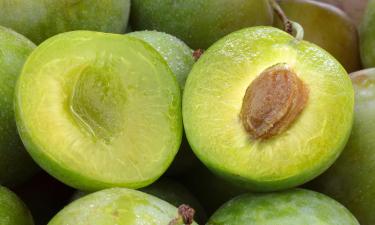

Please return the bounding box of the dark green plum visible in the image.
[309,68,375,225]
[0,186,34,225]
[360,0,375,67]
[207,189,359,225]
[0,0,130,44]
[130,0,273,49]
[0,26,38,186]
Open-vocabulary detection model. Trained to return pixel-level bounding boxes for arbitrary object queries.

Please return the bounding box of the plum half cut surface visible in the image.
[48,188,197,225]
[182,26,354,191]
[15,31,182,191]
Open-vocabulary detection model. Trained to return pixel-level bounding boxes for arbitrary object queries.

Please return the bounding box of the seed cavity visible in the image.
[240,63,308,140]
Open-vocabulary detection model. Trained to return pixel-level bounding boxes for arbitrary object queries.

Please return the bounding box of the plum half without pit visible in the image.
[15,31,183,191]
[183,26,354,192]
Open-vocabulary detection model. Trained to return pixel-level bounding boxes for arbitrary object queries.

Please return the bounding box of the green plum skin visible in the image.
[276,0,361,72]
[48,188,198,225]
[0,0,130,44]
[360,0,375,68]
[183,26,354,191]
[15,31,182,191]
[207,189,359,225]
[0,186,34,225]
[0,26,38,186]
[128,31,195,90]
[309,68,375,225]
[130,0,273,49]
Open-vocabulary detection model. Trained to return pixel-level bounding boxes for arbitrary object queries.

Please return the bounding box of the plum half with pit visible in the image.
[207,189,359,225]
[15,31,182,191]
[183,26,354,191]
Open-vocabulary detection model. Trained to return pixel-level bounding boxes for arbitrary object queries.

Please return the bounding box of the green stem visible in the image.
[269,0,304,41]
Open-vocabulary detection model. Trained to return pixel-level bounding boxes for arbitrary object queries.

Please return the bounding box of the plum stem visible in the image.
[168,204,195,225]
[269,0,304,41]
[193,49,204,61]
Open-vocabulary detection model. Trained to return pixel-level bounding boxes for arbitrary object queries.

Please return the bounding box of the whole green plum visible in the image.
[0,0,130,44]
[130,0,273,49]
[0,26,38,186]
[360,0,375,67]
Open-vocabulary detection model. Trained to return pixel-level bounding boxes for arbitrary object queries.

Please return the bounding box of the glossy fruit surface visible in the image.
[15,31,182,191]
[130,0,273,49]
[0,186,34,225]
[276,0,361,72]
[360,0,375,67]
[48,188,198,225]
[309,68,375,225]
[128,31,194,90]
[0,26,38,186]
[183,26,354,191]
[0,0,130,44]
[207,189,359,225]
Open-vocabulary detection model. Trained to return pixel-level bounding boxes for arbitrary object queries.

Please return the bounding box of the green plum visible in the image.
[128,31,195,90]
[183,26,354,192]
[315,0,368,26]
[15,31,182,191]
[48,188,197,225]
[276,0,361,72]
[309,68,375,225]
[0,186,34,225]
[207,189,359,225]
[0,0,130,44]
[360,0,375,67]
[130,0,273,49]
[0,26,38,186]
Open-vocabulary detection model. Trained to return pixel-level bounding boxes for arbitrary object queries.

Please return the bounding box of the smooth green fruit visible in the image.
[0,186,34,225]
[130,0,273,49]
[141,178,207,223]
[15,31,182,191]
[0,26,38,186]
[48,188,198,225]
[183,26,354,191]
[0,0,130,44]
[128,31,195,90]
[360,0,375,67]
[276,0,361,72]
[207,189,359,225]
[315,0,368,26]
[309,68,375,225]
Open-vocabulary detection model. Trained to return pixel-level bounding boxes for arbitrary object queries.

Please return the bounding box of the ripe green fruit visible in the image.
[128,31,195,90]
[276,0,361,72]
[48,188,197,225]
[207,189,359,225]
[0,26,38,186]
[360,0,375,68]
[183,26,354,192]
[309,68,375,225]
[141,178,207,223]
[0,186,34,225]
[15,31,182,191]
[130,0,273,49]
[0,0,130,44]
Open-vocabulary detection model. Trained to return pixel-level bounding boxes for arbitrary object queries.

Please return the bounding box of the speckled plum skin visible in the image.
[48,188,198,225]
[207,189,359,225]
[130,0,273,49]
[0,26,38,186]
[0,0,130,44]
